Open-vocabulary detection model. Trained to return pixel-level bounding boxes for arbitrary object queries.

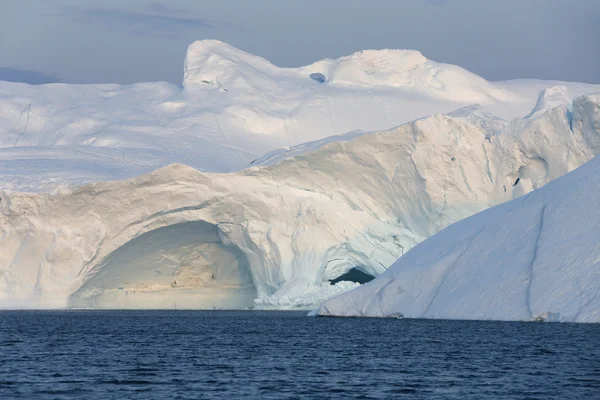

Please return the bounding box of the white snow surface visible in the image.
[1,92,599,310]
[313,154,600,323]
[2,40,600,191]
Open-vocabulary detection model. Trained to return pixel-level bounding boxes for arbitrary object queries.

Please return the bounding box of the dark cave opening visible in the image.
[329,268,375,285]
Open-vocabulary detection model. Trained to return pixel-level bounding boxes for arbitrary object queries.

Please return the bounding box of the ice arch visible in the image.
[69,221,256,309]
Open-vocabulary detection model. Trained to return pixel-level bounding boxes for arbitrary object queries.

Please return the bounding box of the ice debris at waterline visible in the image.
[1,93,599,310]
[312,155,600,323]
[2,40,600,191]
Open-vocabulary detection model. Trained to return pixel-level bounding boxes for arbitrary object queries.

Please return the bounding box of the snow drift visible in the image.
[1,93,599,309]
[2,40,600,191]
[312,153,600,323]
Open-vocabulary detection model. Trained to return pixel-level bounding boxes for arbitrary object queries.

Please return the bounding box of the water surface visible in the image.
[0,311,598,399]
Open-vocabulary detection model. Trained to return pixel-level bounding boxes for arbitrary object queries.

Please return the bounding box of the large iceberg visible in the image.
[1,93,599,309]
[313,153,600,323]
[2,40,600,191]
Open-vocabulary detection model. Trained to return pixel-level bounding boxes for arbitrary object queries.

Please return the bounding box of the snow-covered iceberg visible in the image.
[1,93,599,310]
[2,40,600,191]
[313,152,600,323]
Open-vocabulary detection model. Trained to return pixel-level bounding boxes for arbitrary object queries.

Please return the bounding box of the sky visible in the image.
[0,0,599,85]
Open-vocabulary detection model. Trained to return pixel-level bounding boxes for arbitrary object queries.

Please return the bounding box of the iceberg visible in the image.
[1,93,599,310]
[313,153,600,323]
[1,40,600,192]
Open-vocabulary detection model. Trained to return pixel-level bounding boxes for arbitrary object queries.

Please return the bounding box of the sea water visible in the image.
[0,310,598,399]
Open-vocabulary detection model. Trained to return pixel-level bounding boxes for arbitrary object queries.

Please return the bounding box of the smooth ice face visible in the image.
[70,221,256,310]
[2,40,600,191]
[314,155,600,323]
[1,93,600,310]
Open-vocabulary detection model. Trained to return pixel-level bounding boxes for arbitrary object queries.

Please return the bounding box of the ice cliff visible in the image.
[1,93,599,309]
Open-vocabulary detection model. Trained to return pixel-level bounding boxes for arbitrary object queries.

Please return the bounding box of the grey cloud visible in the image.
[58,3,229,35]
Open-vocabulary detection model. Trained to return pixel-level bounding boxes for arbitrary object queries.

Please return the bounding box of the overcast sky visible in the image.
[1,0,599,85]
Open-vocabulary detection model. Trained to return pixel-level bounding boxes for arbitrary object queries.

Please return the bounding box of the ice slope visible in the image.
[2,40,600,191]
[1,94,599,310]
[313,154,600,323]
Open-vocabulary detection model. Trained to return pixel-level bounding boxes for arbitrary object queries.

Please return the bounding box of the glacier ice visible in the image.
[312,153,600,323]
[2,40,600,192]
[2,40,600,310]
[1,92,599,310]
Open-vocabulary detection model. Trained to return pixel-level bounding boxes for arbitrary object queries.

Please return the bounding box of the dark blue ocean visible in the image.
[0,310,598,399]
